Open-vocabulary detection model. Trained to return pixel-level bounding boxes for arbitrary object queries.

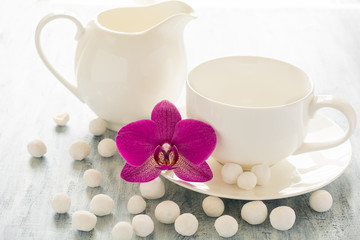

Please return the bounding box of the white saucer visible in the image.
[162,114,352,200]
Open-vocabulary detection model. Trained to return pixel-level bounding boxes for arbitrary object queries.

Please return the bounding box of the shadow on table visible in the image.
[72,159,92,171]
[55,125,68,133]
[95,213,115,231]
[53,213,70,229]
[73,229,94,240]
[86,186,104,199]
[29,156,46,168]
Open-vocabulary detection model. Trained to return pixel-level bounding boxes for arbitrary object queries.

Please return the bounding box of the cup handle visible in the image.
[294,95,356,155]
[35,13,84,102]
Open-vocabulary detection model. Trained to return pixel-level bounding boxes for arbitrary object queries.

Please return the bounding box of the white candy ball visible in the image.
[89,118,107,136]
[72,210,97,231]
[127,195,146,214]
[132,214,154,237]
[155,200,180,224]
[174,213,198,236]
[241,201,268,225]
[309,190,333,212]
[270,206,296,231]
[27,139,47,158]
[112,221,133,240]
[98,138,117,157]
[90,194,115,216]
[237,172,257,190]
[139,177,165,199]
[221,163,243,184]
[69,140,91,160]
[53,112,69,126]
[214,215,238,238]
[83,169,102,187]
[251,164,271,186]
[51,192,71,214]
[202,196,224,217]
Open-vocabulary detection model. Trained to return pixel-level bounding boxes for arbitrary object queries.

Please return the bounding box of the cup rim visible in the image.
[187,56,314,109]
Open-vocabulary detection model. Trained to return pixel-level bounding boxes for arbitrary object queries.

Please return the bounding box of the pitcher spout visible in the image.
[150,1,196,35]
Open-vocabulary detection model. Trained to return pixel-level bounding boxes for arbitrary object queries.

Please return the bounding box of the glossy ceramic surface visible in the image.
[35,1,195,131]
[187,56,356,169]
[162,114,352,200]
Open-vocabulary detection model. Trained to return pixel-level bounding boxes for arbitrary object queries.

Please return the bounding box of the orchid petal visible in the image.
[173,155,213,182]
[121,156,161,182]
[116,119,159,166]
[172,119,217,165]
[151,100,181,143]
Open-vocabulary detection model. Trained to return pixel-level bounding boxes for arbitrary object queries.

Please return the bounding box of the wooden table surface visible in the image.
[0,0,359,239]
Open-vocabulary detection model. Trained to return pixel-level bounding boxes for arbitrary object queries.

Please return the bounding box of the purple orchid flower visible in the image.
[116,100,217,183]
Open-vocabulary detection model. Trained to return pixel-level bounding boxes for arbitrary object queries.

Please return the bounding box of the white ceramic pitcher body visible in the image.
[35,1,195,131]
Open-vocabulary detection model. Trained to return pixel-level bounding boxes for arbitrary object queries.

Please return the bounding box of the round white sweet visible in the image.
[241,201,268,225]
[27,139,47,158]
[90,194,115,216]
[127,195,146,214]
[72,210,97,232]
[139,177,165,199]
[89,118,107,136]
[83,169,102,187]
[53,112,69,126]
[132,214,154,237]
[270,206,296,231]
[214,215,238,238]
[51,192,71,214]
[202,196,224,217]
[309,190,333,212]
[98,138,117,157]
[251,164,271,186]
[174,213,198,236]
[155,200,180,224]
[237,172,257,190]
[69,140,91,160]
[112,221,133,240]
[221,163,243,184]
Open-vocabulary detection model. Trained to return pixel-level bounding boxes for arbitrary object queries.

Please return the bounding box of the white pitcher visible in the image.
[35,1,195,131]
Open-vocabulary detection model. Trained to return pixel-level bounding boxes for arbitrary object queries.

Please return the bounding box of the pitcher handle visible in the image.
[294,95,356,154]
[35,13,84,102]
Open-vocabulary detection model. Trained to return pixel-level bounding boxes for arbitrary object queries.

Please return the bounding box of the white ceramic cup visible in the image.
[186,56,356,169]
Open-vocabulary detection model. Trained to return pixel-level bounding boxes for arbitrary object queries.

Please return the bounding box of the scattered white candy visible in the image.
[214,215,238,238]
[98,138,117,157]
[72,210,97,232]
[112,221,133,240]
[27,139,47,158]
[51,192,71,214]
[221,163,243,184]
[155,200,180,224]
[237,172,257,190]
[69,140,91,160]
[83,169,102,187]
[251,164,271,186]
[53,112,69,126]
[175,213,199,236]
[270,206,296,231]
[132,214,154,237]
[127,195,146,214]
[89,118,107,136]
[139,177,165,199]
[90,194,115,216]
[241,201,267,225]
[309,190,333,212]
[202,196,224,217]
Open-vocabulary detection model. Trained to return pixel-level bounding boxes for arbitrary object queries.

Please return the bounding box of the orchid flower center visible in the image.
[154,143,179,170]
